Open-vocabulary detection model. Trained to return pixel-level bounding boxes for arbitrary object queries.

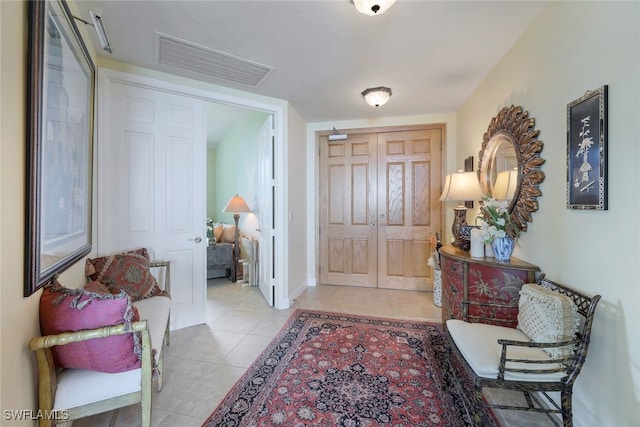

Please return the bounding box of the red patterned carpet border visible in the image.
[202,310,494,427]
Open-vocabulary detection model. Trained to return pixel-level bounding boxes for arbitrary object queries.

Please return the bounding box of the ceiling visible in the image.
[75,0,547,141]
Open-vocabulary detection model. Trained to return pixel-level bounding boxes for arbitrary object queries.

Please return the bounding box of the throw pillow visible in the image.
[85,248,164,302]
[39,278,141,373]
[214,223,223,242]
[221,224,236,243]
[517,283,579,359]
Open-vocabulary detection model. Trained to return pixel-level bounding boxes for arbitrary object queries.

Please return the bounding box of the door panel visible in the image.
[258,116,274,306]
[378,130,441,291]
[319,126,442,290]
[320,133,377,287]
[100,81,206,330]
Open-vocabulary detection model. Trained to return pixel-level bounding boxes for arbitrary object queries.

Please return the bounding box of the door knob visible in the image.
[189,237,202,243]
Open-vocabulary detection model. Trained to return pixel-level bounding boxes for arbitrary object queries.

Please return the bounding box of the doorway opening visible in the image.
[204,101,274,315]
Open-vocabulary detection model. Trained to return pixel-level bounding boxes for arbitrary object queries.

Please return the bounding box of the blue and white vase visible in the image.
[491,236,515,262]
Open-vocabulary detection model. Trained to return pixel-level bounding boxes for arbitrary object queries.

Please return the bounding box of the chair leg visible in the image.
[561,390,573,427]
[156,348,164,392]
[141,395,151,427]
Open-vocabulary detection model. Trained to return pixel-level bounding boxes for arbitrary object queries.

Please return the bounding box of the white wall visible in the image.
[457,2,639,425]
[286,106,308,301]
[215,111,269,241]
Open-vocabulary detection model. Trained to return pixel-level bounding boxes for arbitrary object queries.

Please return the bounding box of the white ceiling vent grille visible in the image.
[155,32,273,88]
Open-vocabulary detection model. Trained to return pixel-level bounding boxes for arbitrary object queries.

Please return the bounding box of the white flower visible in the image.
[477,196,520,241]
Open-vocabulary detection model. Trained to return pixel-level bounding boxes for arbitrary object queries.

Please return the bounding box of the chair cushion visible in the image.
[85,248,164,302]
[54,368,141,410]
[447,319,566,381]
[133,295,171,365]
[39,279,141,373]
[517,283,579,358]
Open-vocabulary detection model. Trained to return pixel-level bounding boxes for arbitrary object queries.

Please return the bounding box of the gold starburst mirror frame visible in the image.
[477,105,545,232]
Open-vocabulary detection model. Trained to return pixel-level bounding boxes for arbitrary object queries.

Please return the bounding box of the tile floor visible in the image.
[72,279,556,427]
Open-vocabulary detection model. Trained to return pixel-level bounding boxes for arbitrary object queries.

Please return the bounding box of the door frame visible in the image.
[97,68,289,311]
[314,123,447,286]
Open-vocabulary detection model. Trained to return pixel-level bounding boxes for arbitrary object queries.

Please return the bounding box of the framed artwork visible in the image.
[25,0,95,296]
[566,86,608,210]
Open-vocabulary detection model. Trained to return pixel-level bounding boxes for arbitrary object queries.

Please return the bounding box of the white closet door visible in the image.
[99,75,206,330]
[257,115,274,306]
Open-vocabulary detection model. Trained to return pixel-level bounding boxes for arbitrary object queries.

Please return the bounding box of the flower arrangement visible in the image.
[477,196,520,243]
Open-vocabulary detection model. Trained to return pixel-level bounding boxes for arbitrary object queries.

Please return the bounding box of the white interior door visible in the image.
[98,75,206,330]
[257,116,274,306]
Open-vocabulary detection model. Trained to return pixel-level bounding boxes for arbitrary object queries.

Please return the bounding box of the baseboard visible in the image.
[288,279,311,306]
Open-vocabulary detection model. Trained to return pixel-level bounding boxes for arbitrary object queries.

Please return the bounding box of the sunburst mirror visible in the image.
[477,105,545,232]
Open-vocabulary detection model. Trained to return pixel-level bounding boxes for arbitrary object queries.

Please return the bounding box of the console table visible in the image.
[439,244,540,328]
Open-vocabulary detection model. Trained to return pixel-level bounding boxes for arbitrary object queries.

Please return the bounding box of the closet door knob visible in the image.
[189,237,202,243]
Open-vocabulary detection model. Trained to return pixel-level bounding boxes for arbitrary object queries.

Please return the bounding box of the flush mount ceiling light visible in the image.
[351,0,396,16]
[361,87,392,107]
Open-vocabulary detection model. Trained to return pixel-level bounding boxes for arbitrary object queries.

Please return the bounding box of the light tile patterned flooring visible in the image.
[72,279,553,427]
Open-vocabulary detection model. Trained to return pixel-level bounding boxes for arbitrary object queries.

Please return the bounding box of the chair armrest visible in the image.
[29,321,149,351]
[496,337,578,380]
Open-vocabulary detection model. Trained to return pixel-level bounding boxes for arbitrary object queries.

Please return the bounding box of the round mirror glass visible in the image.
[479,132,519,210]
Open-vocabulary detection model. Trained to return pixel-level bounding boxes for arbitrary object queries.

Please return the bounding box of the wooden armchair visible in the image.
[29,321,152,427]
[29,257,172,427]
[445,277,601,427]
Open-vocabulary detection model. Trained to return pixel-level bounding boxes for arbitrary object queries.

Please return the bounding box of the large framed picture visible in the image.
[566,85,608,210]
[25,0,95,296]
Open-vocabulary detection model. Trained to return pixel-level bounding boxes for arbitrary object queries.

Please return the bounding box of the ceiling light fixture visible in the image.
[361,87,392,107]
[73,9,113,53]
[351,0,396,16]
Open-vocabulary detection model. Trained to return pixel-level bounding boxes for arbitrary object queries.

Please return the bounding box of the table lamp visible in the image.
[222,194,252,281]
[439,171,483,249]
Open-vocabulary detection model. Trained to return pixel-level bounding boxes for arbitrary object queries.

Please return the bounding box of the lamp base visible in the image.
[451,206,470,251]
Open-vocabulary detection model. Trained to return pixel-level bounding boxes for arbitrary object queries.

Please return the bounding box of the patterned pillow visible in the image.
[85,248,163,302]
[39,278,141,373]
[517,283,579,358]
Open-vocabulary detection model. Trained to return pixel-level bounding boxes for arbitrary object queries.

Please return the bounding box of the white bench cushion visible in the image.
[133,295,170,365]
[54,368,141,410]
[447,319,566,381]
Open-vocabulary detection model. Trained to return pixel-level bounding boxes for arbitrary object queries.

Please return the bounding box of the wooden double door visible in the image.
[319,126,443,291]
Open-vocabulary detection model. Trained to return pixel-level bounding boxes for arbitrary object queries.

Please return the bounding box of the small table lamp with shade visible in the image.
[439,171,483,249]
[222,194,252,282]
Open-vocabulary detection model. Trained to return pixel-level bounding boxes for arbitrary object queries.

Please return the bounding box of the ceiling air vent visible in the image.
[155,32,273,88]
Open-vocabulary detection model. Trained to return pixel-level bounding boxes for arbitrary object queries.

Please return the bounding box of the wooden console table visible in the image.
[439,245,540,328]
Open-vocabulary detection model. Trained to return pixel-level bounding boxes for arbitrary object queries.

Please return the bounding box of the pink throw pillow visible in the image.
[39,279,141,373]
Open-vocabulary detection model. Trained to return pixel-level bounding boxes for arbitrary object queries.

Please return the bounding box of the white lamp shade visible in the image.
[222,194,252,214]
[361,87,392,107]
[352,0,396,16]
[492,169,518,200]
[439,171,483,202]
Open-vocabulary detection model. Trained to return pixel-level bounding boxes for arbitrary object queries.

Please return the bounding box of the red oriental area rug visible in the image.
[203,310,494,427]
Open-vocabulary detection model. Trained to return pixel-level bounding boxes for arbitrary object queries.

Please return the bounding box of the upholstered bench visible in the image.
[29,251,171,427]
[445,277,600,427]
